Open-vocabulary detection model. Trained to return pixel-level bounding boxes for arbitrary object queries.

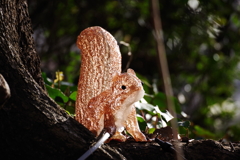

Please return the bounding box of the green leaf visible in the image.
[65,110,71,115]
[178,121,191,128]
[46,85,69,103]
[136,73,151,87]
[137,115,147,131]
[152,92,181,113]
[194,125,215,138]
[178,125,188,135]
[137,99,174,124]
[42,72,52,85]
[69,91,77,101]
[160,110,174,122]
[152,92,167,109]
[148,128,156,134]
[136,101,155,112]
[65,105,75,116]
[157,118,167,128]
[54,81,77,92]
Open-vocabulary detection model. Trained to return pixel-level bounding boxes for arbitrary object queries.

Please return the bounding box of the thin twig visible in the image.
[151,0,184,160]
[119,41,133,72]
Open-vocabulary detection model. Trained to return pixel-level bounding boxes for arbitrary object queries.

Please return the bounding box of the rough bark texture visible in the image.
[184,139,240,160]
[0,0,95,159]
[0,0,240,160]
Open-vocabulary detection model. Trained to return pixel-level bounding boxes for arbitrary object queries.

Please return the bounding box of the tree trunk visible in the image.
[0,0,240,160]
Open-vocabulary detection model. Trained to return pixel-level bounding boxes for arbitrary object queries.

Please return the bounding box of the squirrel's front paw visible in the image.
[109,132,127,142]
[131,132,147,142]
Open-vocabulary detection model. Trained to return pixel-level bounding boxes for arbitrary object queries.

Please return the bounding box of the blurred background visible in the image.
[27,0,240,141]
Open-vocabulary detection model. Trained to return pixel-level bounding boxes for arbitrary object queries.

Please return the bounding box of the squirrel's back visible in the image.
[75,26,121,123]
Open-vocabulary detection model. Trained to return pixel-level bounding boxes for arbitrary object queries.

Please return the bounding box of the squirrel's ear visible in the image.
[112,72,120,81]
[127,68,136,75]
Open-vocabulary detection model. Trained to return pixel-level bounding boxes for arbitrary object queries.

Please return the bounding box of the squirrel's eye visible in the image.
[121,85,126,90]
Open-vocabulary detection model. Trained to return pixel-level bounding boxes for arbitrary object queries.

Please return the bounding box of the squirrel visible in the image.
[75,26,147,142]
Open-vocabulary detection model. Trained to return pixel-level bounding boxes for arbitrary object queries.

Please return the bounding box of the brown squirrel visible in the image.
[75,26,146,142]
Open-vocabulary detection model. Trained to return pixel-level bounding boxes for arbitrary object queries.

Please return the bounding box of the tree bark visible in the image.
[0,0,240,160]
[0,0,96,159]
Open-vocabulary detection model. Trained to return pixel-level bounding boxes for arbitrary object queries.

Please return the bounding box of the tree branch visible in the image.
[0,1,240,160]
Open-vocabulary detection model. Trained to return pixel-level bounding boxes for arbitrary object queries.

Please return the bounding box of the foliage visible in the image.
[42,72,76,116]
[34,0,240,141]
[42,70,220,141]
